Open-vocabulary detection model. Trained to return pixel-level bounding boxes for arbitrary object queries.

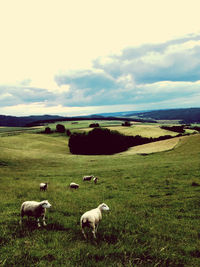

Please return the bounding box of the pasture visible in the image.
[0,126,200,266]
[45,120,182,137]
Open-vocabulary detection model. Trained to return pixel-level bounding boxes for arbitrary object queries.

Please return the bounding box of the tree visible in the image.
[89,123,99,128]
[56,124,65,133]
[44,127,51,134]
[122,121,131,126]
[66,129,71,136]
[68,127,129,155]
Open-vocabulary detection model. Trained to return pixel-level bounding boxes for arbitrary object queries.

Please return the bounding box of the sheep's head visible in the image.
[99,203,109,211]
[41,200,51,208]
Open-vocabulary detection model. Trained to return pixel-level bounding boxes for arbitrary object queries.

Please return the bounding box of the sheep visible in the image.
[83,175,94,181]
[19,200,51,227]
[80,203,109,239]
[93,177,98,184]
[40,182,48,191]
[69,182,79,189]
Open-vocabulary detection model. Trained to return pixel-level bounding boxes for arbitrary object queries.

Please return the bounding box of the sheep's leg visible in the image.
[19,210,24,225]
[42,215,47,226]
[37,218,41,227]
[91,223,96,239]
[19,216,23,225]
[95,223,99,233]
[81,227,87,239]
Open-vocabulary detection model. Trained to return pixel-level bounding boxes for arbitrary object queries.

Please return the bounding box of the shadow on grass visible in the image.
[78,231,119,245]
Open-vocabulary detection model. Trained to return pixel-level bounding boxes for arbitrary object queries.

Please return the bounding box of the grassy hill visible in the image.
[126,108,200,123]
[0,128,200,266]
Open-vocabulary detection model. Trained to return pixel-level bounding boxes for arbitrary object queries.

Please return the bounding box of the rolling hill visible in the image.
[0,107,200,127]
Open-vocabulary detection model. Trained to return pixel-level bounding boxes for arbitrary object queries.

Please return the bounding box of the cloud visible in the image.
[1,34,200,114]
[51,34,200,108]
[0,86,54,107]
[94,34,200,84]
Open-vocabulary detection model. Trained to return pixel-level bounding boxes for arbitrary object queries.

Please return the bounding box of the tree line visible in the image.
[68,127,175,155]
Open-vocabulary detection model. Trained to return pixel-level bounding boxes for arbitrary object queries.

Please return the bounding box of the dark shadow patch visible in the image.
[46,223,71,231]
[0,237,9,246]
[100,233,118,244]
[0,161,8,167]
[58,210,76,216]
[192,182,200,186]
[149,194,160,198]
[42,254,56,262]
[190,249,200,258]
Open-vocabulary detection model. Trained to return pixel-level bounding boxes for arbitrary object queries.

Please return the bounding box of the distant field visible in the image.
[81,124,179,138]
[43,120,197,138]
[0,126,40,136]
[46,120,123,131]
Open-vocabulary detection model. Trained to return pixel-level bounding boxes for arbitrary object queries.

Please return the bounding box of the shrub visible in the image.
[160,125,185,133]
[44,127,52,134]
[66,129,71,136]
[89,123,99,128]
[56,124,65,133]
[122,121,131,126]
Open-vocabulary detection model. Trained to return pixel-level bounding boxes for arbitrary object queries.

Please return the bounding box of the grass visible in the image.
[0,127,200,266]
[46,120,123,131]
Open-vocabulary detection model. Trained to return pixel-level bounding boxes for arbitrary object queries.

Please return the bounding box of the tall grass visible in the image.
[0,131,200,266]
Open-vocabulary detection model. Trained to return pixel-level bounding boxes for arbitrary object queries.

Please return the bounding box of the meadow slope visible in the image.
[0,131,200,266]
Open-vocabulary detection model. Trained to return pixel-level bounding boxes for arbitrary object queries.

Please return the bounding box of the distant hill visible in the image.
[0,108,199,127]
[125,108,200,123]
[0,115,64,127]
[93,110,150,117]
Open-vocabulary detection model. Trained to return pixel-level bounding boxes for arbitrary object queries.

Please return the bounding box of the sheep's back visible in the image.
[81,208,102,223]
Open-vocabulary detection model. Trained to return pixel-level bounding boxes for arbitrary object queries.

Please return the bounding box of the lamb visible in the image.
[83,175,94,181]
[69,182,79,189]
[80,203,109,239]
[93,177,98,184]
[40,182,48,191]
[19,200,51,227]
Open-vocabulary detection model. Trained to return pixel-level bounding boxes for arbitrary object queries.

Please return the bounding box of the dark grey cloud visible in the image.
[55,70,116,91]
[0,86,54,107]
[52,34,200,107]
[93,34,200,84]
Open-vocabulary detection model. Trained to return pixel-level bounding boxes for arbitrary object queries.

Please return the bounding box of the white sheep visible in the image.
[40,182,48,191]
[83,175,94,181]
[93,177,98,184]
[19,200,51,227]
[80,203,109,239]
[69,182,79,189]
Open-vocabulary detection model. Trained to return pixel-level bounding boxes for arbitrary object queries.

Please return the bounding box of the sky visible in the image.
[0,0,200,116]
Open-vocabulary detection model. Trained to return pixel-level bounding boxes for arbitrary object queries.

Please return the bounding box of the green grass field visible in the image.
[0,126,200,266]
[45,120,182,138]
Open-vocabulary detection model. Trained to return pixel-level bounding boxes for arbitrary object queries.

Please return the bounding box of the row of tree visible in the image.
[43,124,71,136]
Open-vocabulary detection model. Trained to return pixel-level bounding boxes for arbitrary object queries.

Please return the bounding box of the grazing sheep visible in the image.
[19,200,51,227]
[69,182,79,189]
[80,203,110,239]
[93,177,98,184]
[83,175,94,181]
[40,182,48,191]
